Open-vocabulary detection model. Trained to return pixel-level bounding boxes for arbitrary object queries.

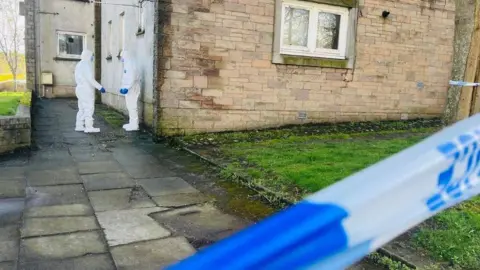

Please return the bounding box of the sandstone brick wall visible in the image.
[158,0,456,135]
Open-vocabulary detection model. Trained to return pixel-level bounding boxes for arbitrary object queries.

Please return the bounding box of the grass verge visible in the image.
[183,123,480,269]
[0,96,20,116]
[0,91,32,107]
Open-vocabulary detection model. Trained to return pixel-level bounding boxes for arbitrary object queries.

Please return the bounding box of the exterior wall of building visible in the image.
[36,0,95,98]
[100,0,156,128]
[157,0,456,135]
[25,0,36,93]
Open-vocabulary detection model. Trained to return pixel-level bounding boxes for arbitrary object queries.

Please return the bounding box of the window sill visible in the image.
[308,0,357,8]
[53,56,81,62]
[106,55,112,61]
[273,54,350,69]
[136,29,145,36]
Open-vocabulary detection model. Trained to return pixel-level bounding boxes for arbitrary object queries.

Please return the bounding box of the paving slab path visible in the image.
[0,99,250,270]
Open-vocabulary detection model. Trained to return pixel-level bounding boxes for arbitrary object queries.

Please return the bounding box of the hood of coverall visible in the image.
[80,50,94,62]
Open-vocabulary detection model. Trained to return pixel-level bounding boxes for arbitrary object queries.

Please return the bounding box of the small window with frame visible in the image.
[137,1,145,35]
[280,0,349,59]
[106,20,113,59]
[118,12,125,57]
[57,31,86,59]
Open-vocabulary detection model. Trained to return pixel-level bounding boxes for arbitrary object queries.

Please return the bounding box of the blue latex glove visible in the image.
[100,87,106,93]
[120,88,128,95]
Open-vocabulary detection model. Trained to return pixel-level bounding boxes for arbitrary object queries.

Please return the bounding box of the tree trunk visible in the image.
[13,73,17,92]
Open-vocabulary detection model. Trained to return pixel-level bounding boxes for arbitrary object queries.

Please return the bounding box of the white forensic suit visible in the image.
[74,50,104,133]
[119,50,141,131]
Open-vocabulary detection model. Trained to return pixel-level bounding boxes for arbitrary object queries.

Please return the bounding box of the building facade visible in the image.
[99,0,156,128]
[155,0,455,135]
[97,0,456,136]
[25,0,95,98]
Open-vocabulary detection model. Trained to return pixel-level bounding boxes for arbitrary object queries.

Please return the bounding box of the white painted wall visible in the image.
[100,0,155,127]
[37,0,95,97]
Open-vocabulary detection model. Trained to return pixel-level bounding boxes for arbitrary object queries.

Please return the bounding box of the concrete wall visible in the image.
[0,105,31,155]
[100,0,156,128]
[157,0,456,135]
[36,0,95,98]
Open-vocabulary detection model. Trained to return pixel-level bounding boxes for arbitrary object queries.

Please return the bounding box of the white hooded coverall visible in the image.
[75,50,103,133]
[120,51,140,131]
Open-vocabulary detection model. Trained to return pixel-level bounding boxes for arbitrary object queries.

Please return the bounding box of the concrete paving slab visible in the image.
[29,150,72,162]
[111,146,147,158]
[77,161,123,175]
[0,167,24,180]
[26,168,81,186]
[0,225,19,241]
[137,177,199,197]
[0,241,17,262]
[70,151,114,162]
[25,185,89,208]
[110,237,195,270]
[27,159,76,171]
[81,172,135,191]
[123,164,177,179]
[24,204,93,218]
[96,207,170,246]
[0,180,25,198]
[88,187,155,212]
[113,151,155,165]
[22,216,98,237]
[0,198,24,226]
[151,205,247,246]
[0,261,15,270]
[152,193,211,208]
[20,231,107,261]
[19,254,115,270]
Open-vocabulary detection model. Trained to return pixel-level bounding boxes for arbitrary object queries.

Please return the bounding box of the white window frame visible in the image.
[137,2,145,33]
[280,0,349,59]
[107,20,113,57]
[56,31,87,59]
[118,12,125,56]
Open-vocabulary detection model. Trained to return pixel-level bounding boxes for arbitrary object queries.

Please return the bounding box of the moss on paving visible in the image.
[95,106,126,128]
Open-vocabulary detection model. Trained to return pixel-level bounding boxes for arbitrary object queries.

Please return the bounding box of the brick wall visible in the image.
[0,106,31,155]
[25,0,36,93]
[157,0,456,135]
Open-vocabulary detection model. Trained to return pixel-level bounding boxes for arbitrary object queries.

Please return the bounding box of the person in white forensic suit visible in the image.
[119,50,141,131]
[74,49,105,133]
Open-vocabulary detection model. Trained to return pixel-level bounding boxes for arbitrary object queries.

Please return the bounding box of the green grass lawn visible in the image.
[0,96,20,116]
[215,129,480,269]
[222,135,426,193]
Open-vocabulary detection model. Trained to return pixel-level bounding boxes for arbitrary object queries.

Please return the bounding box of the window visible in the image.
[137,2,145,34]
[118,12,125,57]
[280,1,349,59]
[107,20,112,58]
[57,31,86,59]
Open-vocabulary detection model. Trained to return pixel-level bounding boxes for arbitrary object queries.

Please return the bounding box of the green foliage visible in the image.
[368,252,413,270]
[0,96,20,115]
[414,197,480,269]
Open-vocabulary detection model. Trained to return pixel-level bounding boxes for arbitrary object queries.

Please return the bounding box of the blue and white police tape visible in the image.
[449,80,480,87]
[165,114,480,270]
